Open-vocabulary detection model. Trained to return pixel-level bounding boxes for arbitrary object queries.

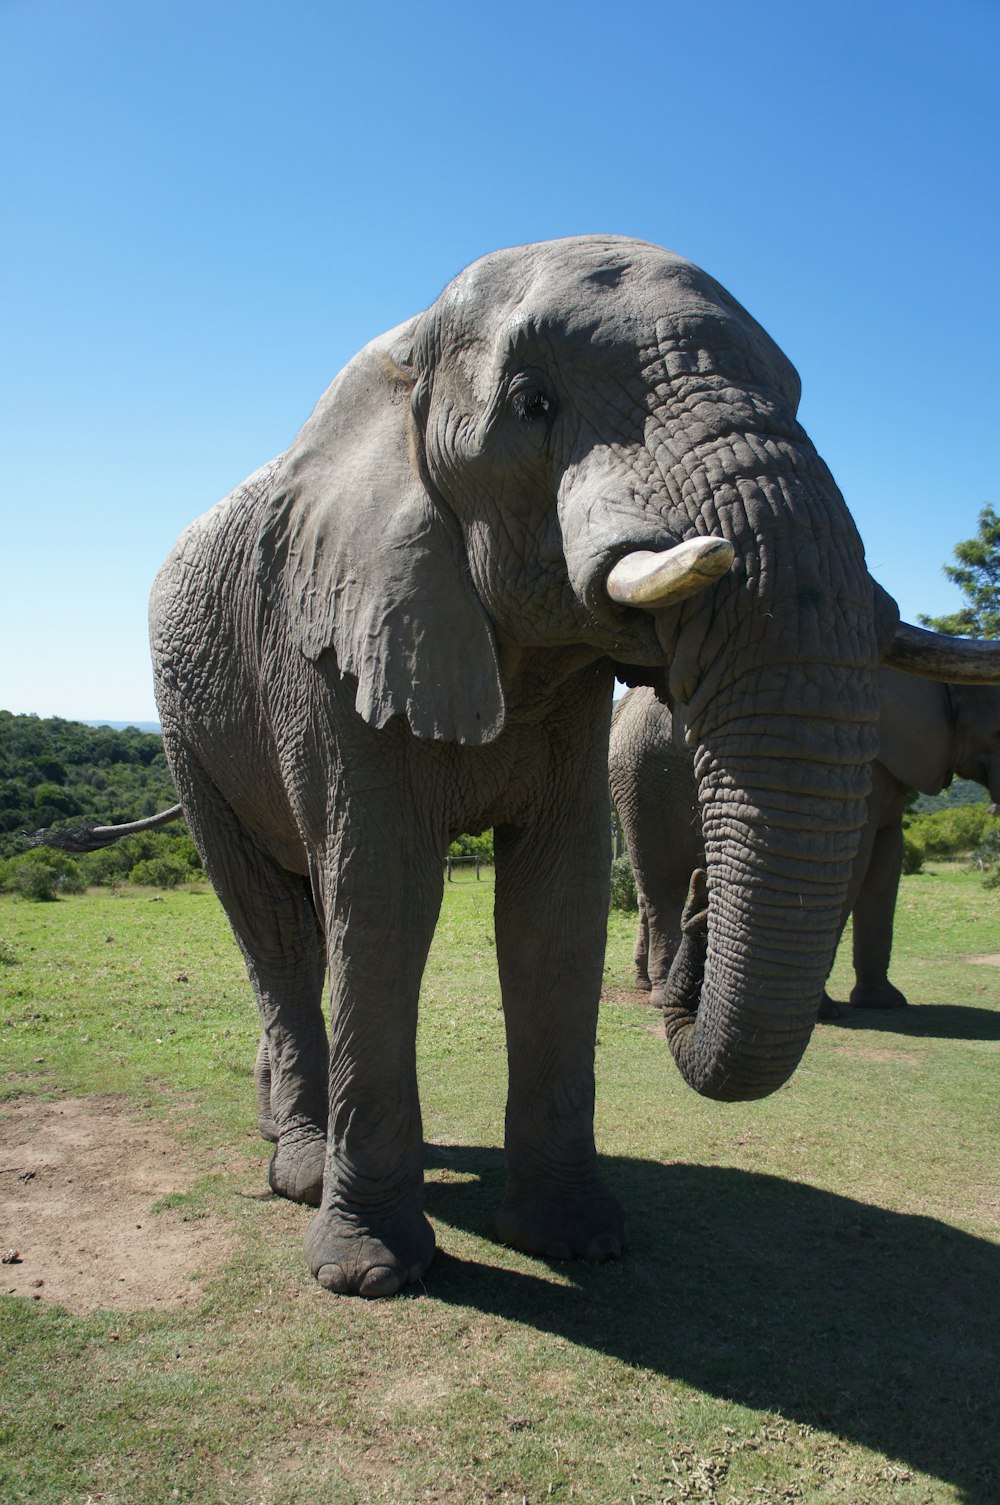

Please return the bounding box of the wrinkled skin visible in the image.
[149,235,997,1297]
[609,671,1000,1016]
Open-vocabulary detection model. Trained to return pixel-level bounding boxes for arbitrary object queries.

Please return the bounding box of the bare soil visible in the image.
[0,1095,234,1315]
[967,952,1000,966]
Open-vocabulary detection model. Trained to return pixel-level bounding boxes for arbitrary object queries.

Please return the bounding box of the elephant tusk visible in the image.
[884,621,1000,685]
[606,536,735,610]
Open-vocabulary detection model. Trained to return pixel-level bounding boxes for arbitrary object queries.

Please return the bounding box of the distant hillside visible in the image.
[911,779,990,815]
[0,709,178,857]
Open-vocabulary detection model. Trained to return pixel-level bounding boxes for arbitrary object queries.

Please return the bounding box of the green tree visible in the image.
[919,505,1000,638]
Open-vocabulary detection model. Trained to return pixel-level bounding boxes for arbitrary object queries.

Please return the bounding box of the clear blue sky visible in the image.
[2,0,997,722]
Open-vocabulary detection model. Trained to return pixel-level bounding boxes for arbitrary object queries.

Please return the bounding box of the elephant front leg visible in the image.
[493,771,627,1262]
[303,831,441,1297]
[850,820,908,1009]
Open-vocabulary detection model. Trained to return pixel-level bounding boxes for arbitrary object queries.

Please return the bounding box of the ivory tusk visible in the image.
[884,621,1000,685]
[606,536,735,609]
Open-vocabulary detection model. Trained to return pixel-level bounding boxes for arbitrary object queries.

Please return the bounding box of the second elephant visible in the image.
[609,672,1000,1013]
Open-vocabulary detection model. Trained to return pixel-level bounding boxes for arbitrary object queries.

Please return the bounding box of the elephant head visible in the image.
[257,235,1000,1104]
[877,668,1000,809]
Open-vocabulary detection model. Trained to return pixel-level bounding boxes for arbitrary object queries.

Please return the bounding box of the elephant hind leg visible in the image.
[167,749,329,1204]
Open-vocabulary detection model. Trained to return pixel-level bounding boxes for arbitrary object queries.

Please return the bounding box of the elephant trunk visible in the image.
[659,716,874,1101]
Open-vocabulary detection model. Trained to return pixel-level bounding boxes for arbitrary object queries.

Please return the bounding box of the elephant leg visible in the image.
[633,896,652,990]
[493,732,627,1262]
[167,750,329,1202]
[254,1033,278,1142]
[850,819,908,1009]
[819,789,880,1020]
[302,796,441,1298]
[643,890,684,1007]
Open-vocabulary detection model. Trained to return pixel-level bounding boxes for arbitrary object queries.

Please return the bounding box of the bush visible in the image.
[0,850,85,901]
[973,824,1000,889]
[900,831,925,875]
[128,856,191,889]
[905,802,992,859]
[78,830,202,887]
[447,830,494,861]
[609,854,637,911]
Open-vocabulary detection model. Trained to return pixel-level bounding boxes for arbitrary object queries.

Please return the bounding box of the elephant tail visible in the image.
[22,804,186,853]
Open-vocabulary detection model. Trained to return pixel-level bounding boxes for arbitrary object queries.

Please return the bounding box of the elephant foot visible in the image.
[268,1131,327,1206]
[850,980,909,1010]
[304,1202,435,1297]
[818,993,841,1021]
[634,971,652,992]
[258,1114,279,1144]
[496,1184,628,1263]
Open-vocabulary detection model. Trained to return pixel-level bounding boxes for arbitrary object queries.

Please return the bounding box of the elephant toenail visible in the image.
[316,1263,350,1293]
[358,1265,402,1298]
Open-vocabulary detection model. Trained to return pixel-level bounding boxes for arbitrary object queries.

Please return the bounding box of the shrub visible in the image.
[78,830,202,887]
[609,854,637,911]
[900,831,925,875]
[905,802,992,859]
[447,830,494,861]
[973,824,1000,889]
[0,850,85,901]
[128,856,191,889]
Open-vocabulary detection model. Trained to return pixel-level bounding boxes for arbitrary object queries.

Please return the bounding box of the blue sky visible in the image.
[2,0,997,722]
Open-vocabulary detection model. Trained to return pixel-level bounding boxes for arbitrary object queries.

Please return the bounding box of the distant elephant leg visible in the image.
[633,896,651,990]
[254,1034,278,1142]
[819,788,881,1019]
[643,889,685,1007]
[493,705,627,1261]
[166,747,329,1202]
[850,819,908,1009]
[303,784,441,1298]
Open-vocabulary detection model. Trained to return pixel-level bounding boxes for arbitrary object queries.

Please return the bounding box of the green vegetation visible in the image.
[609,851,638,910]
[0,711,176,845]
[904,801,994,862]
[1,869,997,1503]
[0,710,199,889]
[912,777,991,814]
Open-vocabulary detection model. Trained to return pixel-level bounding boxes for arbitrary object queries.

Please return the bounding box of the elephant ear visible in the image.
[256,319,505,745]
[876,667,952,795]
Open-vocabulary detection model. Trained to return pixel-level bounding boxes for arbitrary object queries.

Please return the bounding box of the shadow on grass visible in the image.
[824,1002,1000,1041]
[424,1143,998,1505]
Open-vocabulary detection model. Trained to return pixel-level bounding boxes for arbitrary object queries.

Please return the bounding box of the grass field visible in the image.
[1,864,998,1504]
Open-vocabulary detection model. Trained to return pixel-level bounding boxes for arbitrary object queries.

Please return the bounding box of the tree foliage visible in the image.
[0,711,180,855]
[0,711,199,890]
[919,505,1000,638]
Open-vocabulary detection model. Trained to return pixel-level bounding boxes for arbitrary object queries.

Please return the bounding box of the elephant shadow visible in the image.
[423,1143,999,1504]
[825,1002,1000,1042]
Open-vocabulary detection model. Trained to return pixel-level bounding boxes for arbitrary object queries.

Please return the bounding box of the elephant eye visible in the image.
[509,377,556,426]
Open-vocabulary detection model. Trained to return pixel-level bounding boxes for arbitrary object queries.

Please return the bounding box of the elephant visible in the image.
[609,670,1000,1015]
[45,235,1000,1298]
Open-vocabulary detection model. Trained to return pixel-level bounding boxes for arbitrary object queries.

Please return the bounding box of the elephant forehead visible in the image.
[440,237,720,339]
[436,237,796,398]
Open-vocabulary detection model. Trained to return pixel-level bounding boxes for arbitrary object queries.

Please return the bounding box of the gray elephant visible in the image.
[51,236,1000,1298]
[609,671,1000,1014]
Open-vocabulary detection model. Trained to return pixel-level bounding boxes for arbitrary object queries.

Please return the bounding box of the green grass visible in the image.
[1,866,998,1504]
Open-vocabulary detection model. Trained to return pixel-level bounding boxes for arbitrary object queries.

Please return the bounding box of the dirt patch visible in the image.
[967,953,1000,967]
[0,1095,234,1315]
[601,986,653,1007]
